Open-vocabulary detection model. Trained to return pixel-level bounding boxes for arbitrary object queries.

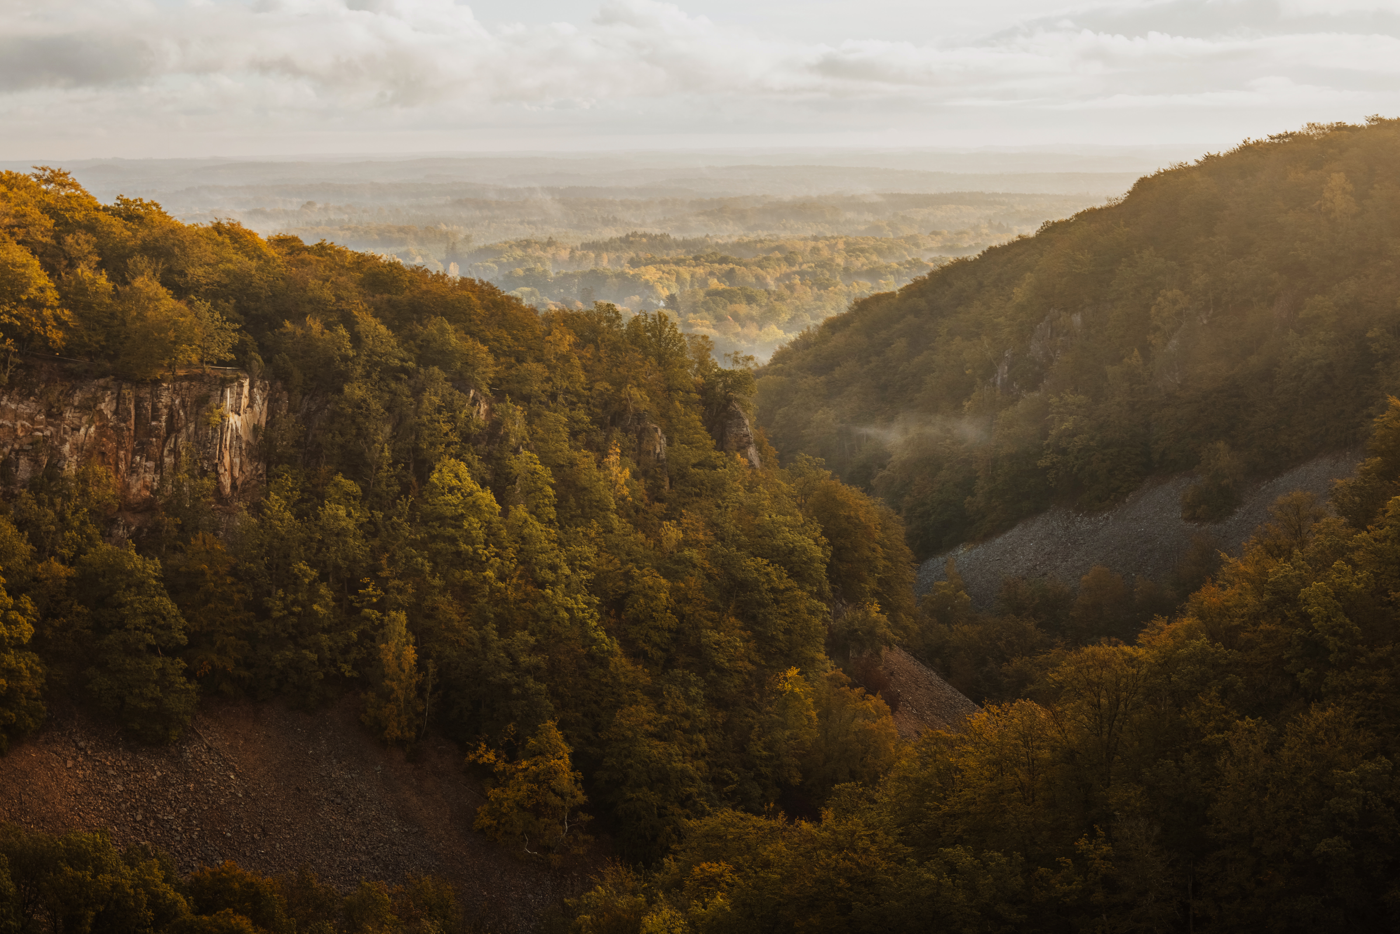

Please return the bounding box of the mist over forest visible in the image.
[17,151,1165,358]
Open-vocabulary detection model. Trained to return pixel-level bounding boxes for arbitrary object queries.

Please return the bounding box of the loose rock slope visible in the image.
[919,448,1363,609]
[0,696,593,932]
[880,646,980,740]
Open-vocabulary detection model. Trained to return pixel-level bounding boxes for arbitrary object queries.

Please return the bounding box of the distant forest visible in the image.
[760,118,1400,555]
[278,191,1097,359]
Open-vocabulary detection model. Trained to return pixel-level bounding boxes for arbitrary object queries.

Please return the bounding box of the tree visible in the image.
[165,533,253,695]
[468,720,591,859]
[0,573,44,752]
[0,826,190,934]
[110,270,197,380]
[69,544,197,742]
[1181,440,1246,522]
[805,670,899,799]
[188,300,240,371]
[0,233,66,369]
[362,611,425,746]
[184,862,291,934]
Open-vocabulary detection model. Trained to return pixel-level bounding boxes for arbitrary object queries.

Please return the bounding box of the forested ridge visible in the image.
[0,166,915,865]
[758,118,1400,556]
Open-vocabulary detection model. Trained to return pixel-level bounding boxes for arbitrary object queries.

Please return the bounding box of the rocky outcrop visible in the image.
[616,409,670,489]
[712,399,761,469]
[0,361,271,510]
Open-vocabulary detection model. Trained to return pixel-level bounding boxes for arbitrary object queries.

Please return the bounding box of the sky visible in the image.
[2,0,1399,159]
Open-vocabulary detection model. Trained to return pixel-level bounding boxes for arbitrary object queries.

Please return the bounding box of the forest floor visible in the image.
[919,447,1365,610]
[0,695,598,933]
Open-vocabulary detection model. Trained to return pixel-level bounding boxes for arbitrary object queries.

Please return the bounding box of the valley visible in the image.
[3,119,1400,932]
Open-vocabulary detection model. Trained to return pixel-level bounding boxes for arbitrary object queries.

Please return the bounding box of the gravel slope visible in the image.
[918,448,1364,609]
[0,696,596,932]
[880,646,980,739]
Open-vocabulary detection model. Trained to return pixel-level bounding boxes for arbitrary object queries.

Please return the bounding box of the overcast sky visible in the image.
[3,0,1399,159]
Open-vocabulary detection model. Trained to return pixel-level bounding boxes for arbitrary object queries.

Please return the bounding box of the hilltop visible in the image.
[758,118,1400,557]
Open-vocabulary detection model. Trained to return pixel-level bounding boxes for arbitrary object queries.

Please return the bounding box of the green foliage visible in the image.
[564,388,1400,932]
[0,826,464,934]
[0,572,44,752]
[0,232,65,361]
[184,862,291,934]
[362,611,425,747]
[1181,440,1246,522]
[760,119,1400,555]
[469,720,591,859]
[0,172,915,868]
[0,826,188,934]
[63,544,197,742]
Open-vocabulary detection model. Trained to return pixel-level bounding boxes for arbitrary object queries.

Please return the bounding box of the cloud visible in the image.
[0,33,155,91]
[1,0,1397,155]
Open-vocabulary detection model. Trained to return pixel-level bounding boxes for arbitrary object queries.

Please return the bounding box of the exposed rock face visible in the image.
[0,362,271,509]
[615,407,670,489]
[713,399,761,469]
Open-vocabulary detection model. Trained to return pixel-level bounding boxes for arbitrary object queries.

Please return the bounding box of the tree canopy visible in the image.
[0,167,915,862]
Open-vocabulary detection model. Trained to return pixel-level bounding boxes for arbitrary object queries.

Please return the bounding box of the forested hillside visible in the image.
[0,168,915,864]
[561,398,1400,932]
[758,118,1400,556]
[11,127,1400,934]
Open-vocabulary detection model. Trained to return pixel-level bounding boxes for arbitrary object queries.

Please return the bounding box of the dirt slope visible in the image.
[918,448,1363,610]
[879,646,980,740]
[0,696,594,933]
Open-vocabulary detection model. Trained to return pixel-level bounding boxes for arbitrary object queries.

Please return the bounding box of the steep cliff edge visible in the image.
[0,361,271,509]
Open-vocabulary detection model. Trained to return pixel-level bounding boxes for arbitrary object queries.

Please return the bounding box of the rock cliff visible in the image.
[712,398,762,469]
[0,361,271,510]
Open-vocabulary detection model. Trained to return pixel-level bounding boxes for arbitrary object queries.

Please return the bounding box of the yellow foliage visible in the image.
[362,611,424,746]
[468,720,590,859]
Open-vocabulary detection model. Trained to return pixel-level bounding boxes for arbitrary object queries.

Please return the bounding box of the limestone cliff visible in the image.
[0,361,271,510]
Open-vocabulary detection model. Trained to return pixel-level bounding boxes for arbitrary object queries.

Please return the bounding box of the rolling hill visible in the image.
[758,118,1400,557]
